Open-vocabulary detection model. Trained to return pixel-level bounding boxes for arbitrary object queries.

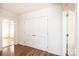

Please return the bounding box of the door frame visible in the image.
[62,4,77,56]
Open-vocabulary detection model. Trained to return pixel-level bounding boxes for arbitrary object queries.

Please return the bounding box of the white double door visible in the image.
[23,17,48,50]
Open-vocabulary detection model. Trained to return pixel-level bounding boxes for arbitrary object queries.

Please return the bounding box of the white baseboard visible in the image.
[18,43,60,55]
[19,42,47,51]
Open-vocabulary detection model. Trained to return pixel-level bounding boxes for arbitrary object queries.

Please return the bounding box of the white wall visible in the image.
[18,4,62,55]
[0,8,18,49]
[0,18,2,49]
[62,11,67,55]
[76,3,79,56]
[47,5,62,55]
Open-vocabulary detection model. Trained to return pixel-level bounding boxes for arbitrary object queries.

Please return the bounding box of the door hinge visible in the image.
[66,13,69,17]
[66,34,69,37]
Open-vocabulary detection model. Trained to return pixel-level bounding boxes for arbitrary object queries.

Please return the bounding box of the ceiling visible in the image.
[0,3,54,14]
[0,3,75,14]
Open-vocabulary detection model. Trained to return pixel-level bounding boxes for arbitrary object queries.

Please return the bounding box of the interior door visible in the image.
[24,16,48,50]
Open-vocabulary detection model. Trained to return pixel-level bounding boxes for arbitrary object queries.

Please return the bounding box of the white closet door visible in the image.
[24,17,48,50]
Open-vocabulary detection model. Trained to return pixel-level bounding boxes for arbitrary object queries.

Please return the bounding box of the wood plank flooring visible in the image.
[0,44,58,56]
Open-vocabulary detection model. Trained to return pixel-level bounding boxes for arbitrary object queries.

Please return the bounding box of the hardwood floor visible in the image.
[0,44,58,56]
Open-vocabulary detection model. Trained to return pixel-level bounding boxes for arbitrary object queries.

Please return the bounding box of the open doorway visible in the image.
[2,19,15,48]
[2,19,15,55]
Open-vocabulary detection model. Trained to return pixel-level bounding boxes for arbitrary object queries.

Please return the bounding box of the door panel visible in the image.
[24,17,48,50]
